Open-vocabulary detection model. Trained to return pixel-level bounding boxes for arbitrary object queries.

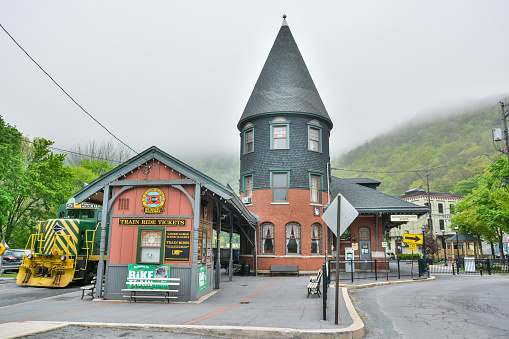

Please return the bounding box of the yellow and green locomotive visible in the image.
[17,200,105,287]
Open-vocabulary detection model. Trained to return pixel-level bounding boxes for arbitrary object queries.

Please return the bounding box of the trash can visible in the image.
[241,263,250,276]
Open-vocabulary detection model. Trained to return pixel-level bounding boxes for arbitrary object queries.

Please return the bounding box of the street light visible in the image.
[442,229,447,266]
[454,226,460,259]
[421,225,426,271]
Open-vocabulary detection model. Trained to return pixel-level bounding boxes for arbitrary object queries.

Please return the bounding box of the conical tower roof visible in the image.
[238,17,333,130]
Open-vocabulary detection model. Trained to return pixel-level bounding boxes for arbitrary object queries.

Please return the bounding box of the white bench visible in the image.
[122,277,180,303]
[81,276,104,300]
[307,269,323,298]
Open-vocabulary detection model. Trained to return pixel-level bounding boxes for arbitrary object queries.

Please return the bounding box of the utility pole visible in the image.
[425,169,432,234]
[501,102,509,161]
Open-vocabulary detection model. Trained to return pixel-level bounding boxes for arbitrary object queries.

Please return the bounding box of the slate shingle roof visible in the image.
[330,176,429,214]
[238,19,332,130]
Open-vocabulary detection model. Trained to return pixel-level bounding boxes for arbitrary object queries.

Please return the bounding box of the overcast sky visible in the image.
[1,1,508,162]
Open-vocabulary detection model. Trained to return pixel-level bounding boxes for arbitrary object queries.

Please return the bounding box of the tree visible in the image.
[451,157,509,258]
[0,116,24,244]
[3,137,76,248]
[67,140,132,166]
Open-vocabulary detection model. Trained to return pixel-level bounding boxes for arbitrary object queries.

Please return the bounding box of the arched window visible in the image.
[285,222,301,254]
[260,222,275,254]
[311,223,322,254]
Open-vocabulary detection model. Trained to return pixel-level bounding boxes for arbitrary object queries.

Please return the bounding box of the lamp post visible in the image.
[421,225,426,271]
[442,229,447,266]
[454,226,460,259]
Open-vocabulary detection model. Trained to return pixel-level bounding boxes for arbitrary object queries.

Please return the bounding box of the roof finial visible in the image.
[282,14,288,27]
[283,14,287,19]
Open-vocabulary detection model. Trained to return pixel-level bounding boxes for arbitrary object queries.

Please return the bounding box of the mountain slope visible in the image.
[332,101,505,195]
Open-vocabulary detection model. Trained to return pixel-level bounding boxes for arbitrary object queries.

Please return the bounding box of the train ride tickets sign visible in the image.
[118,218,186,226]
[164,231,191,262]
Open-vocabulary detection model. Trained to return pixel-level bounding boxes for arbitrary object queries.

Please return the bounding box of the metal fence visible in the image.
[429,258,509,275]
[327,258,509,283]
[329,259,428,283]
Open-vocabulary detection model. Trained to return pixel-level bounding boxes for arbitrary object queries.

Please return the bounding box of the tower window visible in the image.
[260,222,275,254]
[438,203,444,214]
[273,126,287,149]
[309,127,320,152]
[270,117,290,150]
[245,129,254,154]
[245,175,253,197]
[310,174,321,203]
[285,222,301,254]
[272,172,288,202]
[311,223,322,254]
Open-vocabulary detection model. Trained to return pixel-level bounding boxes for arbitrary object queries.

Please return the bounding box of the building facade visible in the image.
[237,17,428,273]
[389,188,463,255]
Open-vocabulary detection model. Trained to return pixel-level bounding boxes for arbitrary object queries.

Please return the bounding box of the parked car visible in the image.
[2,249,25,273]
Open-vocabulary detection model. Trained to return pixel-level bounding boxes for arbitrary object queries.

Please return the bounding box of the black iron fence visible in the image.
[429,258,509,275]
[326,258,509,283]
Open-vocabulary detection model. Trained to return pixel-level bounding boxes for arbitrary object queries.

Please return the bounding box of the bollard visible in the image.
[480,262,483,276]
[322,262,327,321]
[452,262,455,275]
[374,259,378,281]
[427,263,430,278]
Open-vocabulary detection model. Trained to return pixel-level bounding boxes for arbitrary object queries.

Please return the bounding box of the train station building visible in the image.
[72,16,427,300]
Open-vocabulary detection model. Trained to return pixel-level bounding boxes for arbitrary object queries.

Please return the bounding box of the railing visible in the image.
[429,258,509,275]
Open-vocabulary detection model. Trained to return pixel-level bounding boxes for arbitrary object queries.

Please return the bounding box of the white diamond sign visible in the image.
[321,194,359,237]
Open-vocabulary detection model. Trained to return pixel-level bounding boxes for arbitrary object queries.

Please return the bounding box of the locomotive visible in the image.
[17,199,105,287]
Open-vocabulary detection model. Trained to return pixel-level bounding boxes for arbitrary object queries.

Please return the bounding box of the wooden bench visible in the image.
[270,265,299,277]
[122,277,180,303]
[81,276,104,300]
[307,269,323,298]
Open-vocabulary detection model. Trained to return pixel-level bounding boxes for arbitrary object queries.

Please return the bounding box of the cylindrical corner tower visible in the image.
[238,17,334,273]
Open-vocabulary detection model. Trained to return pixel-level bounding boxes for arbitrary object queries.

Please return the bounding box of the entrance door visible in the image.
[359,226,371,270]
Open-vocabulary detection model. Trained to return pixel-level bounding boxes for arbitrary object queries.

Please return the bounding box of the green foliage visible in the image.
[396,253,421,260]
[451,157,509,258]
[332,103,503,195]
[0,116,24,242]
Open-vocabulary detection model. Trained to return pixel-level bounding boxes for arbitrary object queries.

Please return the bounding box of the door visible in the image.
[359,226,372,270]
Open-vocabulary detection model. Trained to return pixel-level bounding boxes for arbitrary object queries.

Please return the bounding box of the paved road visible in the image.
[350,275,509,338]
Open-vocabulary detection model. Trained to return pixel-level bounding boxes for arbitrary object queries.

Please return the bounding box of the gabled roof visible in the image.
[73,146,257,225]
[238,17,332,130]
[330,176,429,214]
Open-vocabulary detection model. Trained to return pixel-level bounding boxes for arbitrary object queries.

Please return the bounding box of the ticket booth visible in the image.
[72,146,257,301]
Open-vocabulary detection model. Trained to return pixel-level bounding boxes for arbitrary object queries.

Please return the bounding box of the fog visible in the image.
[1,1,508,161]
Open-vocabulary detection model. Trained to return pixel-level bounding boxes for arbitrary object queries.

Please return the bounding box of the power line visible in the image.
[0,22,138,156]
[0,133,125,164]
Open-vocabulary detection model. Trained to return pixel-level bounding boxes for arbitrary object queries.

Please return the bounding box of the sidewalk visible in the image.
[0,273,365,339]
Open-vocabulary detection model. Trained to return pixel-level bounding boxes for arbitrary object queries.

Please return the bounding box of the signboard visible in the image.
[66,202,97,209]
[390,215,418,222]
[126,264,171,290]
[321,194,359,237]
[164,231,191,262]
[0,239,9,256]
[119,218,186,226]
[382,242,387,248]
[142,188,166,214]
[403,233,423,244]
[198,266,207,291]
[409,243,417,251]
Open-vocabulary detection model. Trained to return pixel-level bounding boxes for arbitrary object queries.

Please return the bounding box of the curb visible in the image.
[341,276,436,290]
[2,287,364,339]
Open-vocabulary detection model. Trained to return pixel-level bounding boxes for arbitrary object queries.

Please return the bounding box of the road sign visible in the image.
[409,243,417,251]
[403,233,423,244]
[321,194,359,237]
[0,239,9,256]
[382,242,387,248]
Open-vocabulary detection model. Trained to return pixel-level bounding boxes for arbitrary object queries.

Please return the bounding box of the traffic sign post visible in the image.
[403,234,423,244]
